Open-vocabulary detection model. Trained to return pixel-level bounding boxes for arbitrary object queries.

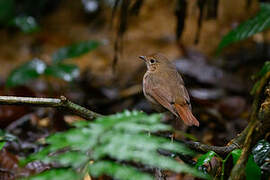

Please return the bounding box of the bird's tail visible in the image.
[174,103,199,127]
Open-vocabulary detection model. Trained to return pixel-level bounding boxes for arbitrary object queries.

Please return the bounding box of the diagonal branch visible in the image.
[228,72,270,180]
[183,140,240,158]
[0,96,102,120]
[183,110,254,155]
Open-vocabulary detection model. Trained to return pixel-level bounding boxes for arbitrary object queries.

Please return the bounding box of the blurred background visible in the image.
[0,0,269,179]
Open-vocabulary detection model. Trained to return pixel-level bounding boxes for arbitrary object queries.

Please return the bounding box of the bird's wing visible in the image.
[146,73,199,126]
[149,87,199,126]
[177,84,191,108]
[145,76,177,116]
[149,87,178,116]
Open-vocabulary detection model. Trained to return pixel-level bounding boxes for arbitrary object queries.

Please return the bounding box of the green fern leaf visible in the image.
[89,161,154,180]
[22,111,209,180]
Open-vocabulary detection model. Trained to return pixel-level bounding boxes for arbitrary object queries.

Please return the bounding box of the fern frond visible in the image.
[22,110,209,180]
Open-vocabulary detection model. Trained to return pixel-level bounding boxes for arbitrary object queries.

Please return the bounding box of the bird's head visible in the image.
[139,53,170,72]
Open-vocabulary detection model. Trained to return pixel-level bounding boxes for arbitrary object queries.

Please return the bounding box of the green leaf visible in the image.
[44,64,79,82]
[9,16,39,33]
[113,121,171,133]
[27,169,79,180]
[231,149,261,180]
[92,135,206,178]
[0,142,5,150]
[89,161,154,180]
[0,0,14,23]
[52,40,99,63]
[0,129,17,142]
[23,111,210,180]
[94,111,164,130]
[23,127,100,164]
[93,132,194,159]
[6,58,46,87]
[195,151,216,168]
[217,3,270,53]
[20,146,51,166]
[252,139,270,166]
[231,149,242,164]
[246,155,262,180]
[42,151,89,168]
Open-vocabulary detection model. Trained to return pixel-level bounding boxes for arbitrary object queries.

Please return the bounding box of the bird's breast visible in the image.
[143,72,158,105]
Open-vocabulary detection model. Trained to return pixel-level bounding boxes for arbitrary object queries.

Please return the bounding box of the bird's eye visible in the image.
[150,59,156,64]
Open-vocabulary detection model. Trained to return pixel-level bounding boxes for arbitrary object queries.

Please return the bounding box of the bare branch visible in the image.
[183,141,238,157]
[0,96,102,120]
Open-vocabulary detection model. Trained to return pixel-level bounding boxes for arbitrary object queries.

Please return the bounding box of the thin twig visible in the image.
[183,141,238,157]
[0,96,102,120]
[182,115,250,157]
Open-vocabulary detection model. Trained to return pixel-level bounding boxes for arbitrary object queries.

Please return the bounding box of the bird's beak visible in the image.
[139,56,146,62]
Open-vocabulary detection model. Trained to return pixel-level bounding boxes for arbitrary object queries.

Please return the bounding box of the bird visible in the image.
[139,53,199,127]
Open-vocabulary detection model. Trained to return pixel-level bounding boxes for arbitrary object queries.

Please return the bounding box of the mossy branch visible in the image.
[228,71,270,180]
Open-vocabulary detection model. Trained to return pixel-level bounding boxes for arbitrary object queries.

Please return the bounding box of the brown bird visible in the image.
[140,53,199,127]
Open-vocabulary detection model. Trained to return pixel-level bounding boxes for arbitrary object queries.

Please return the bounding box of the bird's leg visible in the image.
[170,132,175,143]
[161,112,177,142]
